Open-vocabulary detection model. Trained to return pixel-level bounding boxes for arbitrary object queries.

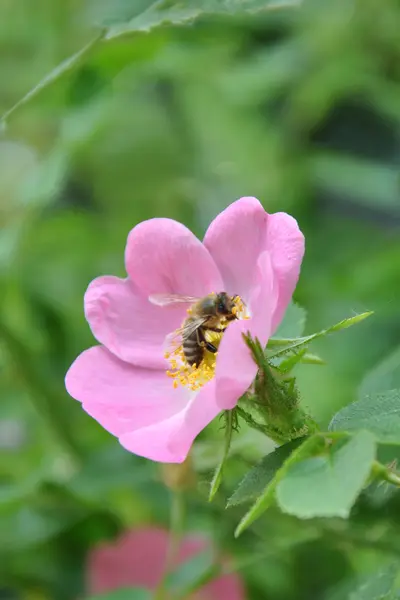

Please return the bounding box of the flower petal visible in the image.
[266,212,305,332]
[87,528,169,593]
[125,218,223,297]
[214,320,259,410]
[85,276,186,369]
[206,572,246,600]
[65,346,188,436]
[120,380,221,463]
[203,197,268,301]
[215,252,277,410]
[87,528,245,600]
[204,197,304,332]
[247,251,279,345]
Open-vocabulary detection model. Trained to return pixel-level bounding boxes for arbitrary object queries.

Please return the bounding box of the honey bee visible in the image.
[149,292,240,367]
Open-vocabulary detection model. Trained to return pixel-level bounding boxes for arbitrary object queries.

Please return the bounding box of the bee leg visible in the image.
[196,328,206,348]
[226,314,238,321]
[205,341,218,353]
[198,328,218,353]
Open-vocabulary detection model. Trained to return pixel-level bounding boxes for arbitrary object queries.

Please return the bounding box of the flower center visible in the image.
[164,294,247,391]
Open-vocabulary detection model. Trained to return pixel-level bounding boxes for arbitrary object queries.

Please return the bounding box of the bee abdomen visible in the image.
[183,333,203,367]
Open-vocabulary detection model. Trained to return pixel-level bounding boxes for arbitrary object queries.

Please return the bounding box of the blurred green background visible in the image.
[1,0,400,599]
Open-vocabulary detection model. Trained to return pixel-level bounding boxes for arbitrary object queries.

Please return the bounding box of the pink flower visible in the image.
[86,527,246,600]
[65,197,304,463]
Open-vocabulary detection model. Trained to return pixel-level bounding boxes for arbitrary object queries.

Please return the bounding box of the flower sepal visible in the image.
[238,334,319,445]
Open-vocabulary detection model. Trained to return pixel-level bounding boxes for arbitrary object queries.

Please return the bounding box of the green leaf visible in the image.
[329,389,400,445]
[1,0,299,125]
[86,0,156,27]
[105,0,299,39]
[274,301,306,339]
[275,348,308,373]
[327,564,400,600]
[166,551,219,598]
[268,311,373,359]
[86,590,151,600]
[227,439,304,507]
[299,353,326,366]
[276,431,376,519]
[209,410,235,501]
[235,435,325,536]
[359,345,400,399]
[328,312,375,333]
[348,564,400,600]
[271,350,326,372]
[0,32,104,128]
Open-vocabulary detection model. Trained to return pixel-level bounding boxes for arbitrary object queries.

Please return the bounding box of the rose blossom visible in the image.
[65,197,304,462]
[86,527,246,599]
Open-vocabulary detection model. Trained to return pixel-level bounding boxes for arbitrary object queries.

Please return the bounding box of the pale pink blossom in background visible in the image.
[65,197,304,462]
[87,527,246,600]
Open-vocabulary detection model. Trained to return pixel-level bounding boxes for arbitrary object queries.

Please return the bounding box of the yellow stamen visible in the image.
[165,293,248,391]
[164,330,222,391]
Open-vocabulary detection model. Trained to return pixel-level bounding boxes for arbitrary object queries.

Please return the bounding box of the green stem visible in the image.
[372,460,400,487]
[154,491,185,600]
[209,410,234,501]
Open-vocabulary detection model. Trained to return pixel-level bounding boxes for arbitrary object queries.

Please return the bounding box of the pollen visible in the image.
[166,330,221,391]
[233,295,250,319]
[165,294,248,391]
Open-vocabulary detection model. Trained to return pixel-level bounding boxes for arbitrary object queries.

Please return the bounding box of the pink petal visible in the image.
[125,218,223,297]
[204,197,304,332]
[120,379,221,463]
[214,319,259,411]
[85,276,186,369]
[205,572,246,600]
[266,212,305,332]
[87,528,169,593]
[203,197,268,301]
[87,528,245,600]
[65,346,188,436]
[66,347,221,463]
[180,537,245,600]
[215,252,277,410]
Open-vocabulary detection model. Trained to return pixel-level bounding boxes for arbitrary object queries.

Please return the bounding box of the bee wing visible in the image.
[149,293,201,307]
[180,316,208,339]
[164,316,207,357]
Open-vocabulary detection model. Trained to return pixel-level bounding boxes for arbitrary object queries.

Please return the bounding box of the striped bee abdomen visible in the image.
[182,330,204,367]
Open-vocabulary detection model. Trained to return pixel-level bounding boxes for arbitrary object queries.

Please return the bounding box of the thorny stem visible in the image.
[236,405,287,443]
[372,460,400,487]
[154,491,185,600]
[240,334,319,443]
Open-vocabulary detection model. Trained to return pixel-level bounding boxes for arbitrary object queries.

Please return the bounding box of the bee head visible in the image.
[215,292,236,316]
